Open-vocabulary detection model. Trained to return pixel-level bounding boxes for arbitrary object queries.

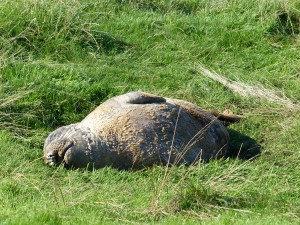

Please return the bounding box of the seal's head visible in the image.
[43,124,94,168]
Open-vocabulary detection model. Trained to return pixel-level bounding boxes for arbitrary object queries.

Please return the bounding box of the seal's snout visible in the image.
[43,140,74,166]
[45,153,56,166]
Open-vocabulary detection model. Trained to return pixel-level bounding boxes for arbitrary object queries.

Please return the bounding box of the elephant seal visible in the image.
[43,92,242,169]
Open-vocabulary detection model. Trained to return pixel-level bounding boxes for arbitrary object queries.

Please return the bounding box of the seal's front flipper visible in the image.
[117,92,166,104]
[209,111,243,126]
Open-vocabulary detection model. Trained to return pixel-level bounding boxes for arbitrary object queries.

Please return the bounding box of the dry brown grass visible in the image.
[197,65,299,110]
[0,90,33,136]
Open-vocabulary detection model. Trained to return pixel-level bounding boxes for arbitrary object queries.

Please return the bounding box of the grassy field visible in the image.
[0,0,300,224]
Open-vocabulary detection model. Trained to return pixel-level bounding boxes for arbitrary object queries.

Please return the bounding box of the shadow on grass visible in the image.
[227,128,261,160]
[77,30,131,54]
[268,10,300,36]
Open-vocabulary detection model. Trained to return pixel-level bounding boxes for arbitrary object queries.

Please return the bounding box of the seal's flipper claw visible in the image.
[209,111,243,126]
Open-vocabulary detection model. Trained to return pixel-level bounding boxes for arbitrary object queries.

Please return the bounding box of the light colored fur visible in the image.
[44,92,232,169]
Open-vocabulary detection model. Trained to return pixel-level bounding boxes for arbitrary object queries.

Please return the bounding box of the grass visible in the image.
[0,0,300,224]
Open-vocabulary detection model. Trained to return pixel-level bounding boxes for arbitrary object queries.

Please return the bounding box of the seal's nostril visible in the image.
[47,153,55,159]
[45,153,57,165]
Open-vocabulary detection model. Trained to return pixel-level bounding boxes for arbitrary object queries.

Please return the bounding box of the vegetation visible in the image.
[0,0,299,224]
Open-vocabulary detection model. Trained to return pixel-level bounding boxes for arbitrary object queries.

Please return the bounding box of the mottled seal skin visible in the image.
[44,92,239,169]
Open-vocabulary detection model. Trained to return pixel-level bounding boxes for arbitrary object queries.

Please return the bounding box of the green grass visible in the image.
[0,0,300,224]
